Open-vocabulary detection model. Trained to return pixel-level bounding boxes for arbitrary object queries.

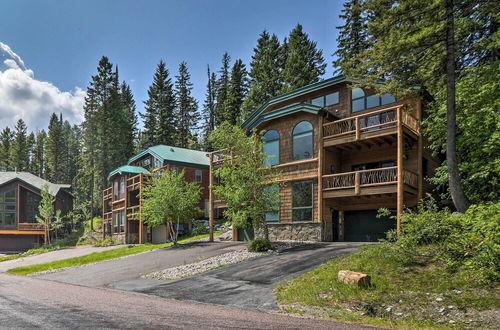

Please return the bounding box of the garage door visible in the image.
[344,210,395,242]
[0,235,39,252]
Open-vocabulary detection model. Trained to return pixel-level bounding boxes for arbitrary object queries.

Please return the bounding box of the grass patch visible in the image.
[7,232,222,276]
[276,243,499,329]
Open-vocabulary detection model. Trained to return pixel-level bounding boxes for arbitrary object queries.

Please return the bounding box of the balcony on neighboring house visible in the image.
[322,104,420,148]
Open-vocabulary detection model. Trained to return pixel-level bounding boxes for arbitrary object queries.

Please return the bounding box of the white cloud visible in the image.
[0,42,85,131]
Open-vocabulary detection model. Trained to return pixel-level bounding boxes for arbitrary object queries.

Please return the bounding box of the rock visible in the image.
[385,306,393,313]
[338,270,371,288]
[436,297,443,302]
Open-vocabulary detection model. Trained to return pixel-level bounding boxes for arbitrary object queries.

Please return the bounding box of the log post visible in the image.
[139,173,144,244]
[317,116,324,223]
[354,172,361,195]
[396,107,404,235]
[355,117,360,141]
[209,153,214,242]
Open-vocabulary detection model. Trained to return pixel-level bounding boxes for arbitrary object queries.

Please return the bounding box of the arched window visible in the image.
[292,121,314,161]
[381,93,396,105]
[263,130,280,166]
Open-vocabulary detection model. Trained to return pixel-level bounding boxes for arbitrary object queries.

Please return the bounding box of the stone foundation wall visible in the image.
[263,222,323,241]
[112,233,126,243]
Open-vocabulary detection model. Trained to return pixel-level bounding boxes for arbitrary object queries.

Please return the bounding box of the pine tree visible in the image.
[201,66,217,151]
[33,130,46,178]
[0,127,13,171]
[215,52,231,126]
[174,62,200,149]
[27,132,36,174]
[225,59,248,125]
[333,0,370,74]
[120,82,138,153]
[242,31,284,119]
[142,60,176,147]
[281,24,326,93]
[9,119,29,172]
[45,113,63,183]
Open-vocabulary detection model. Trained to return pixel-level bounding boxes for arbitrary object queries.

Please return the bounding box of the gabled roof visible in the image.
[107,166,151,181]
[242,75,349,130]
[245,102,323,131]
[0,171,71,196]
[127,145,210,169]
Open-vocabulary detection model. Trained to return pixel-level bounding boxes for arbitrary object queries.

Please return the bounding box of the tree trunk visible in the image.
[445,0,471,213]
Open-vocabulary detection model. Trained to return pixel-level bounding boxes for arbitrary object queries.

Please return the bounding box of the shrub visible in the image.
[192,220,208,236]
[248,238,272,252]
[93,238,120,247]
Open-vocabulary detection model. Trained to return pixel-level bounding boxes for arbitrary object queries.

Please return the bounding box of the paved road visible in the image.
[0,274,374,329]
[36,241,245,287]
[113,242,366,311]
[0,245,125,272]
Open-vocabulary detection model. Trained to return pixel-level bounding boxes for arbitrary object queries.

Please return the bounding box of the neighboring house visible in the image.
[209,75,438,242]
[102,145,210,244]
[0,172,72,251]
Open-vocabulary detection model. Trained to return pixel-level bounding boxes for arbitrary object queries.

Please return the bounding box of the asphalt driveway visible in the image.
[112,242,367,311]
[35,241,245,287]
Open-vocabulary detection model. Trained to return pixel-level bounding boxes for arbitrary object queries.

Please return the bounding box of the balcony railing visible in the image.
[126,205,140,220]
[18,223,46,231]
[103,187,112,200]
[323,166,418,195]
[323,105,420,142]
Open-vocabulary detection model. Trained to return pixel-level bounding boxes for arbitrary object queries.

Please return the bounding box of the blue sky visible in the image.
[0,0,343,130]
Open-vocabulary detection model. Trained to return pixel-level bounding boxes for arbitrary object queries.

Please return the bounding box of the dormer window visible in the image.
[352,88,396,113]
[311,92,339,107]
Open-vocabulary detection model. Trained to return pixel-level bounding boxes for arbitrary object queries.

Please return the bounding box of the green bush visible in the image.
[393,200,500,283]
[93,238,120,247]
[248,238,272,252]
[192,220,208,236]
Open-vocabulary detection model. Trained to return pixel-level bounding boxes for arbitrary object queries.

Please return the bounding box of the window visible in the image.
[0,213,15,226]
[195,170,203,183]
[263,130,280,166]
[154,158,162,169]
[0,189,16,227]
[292,180,313,222]
[113,179,119,200]
[264,185,280,222]
[119,177,125,200]
[351,88,396,113]
[20,189,41,223]
[5,189,15,203]
[292,121,314,161]
[143,158,151,167]
[311,92,339,107]
[120,210,125,233]
[113,212,119,233]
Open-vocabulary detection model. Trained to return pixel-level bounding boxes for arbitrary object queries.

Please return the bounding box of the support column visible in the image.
[139,174,144,244]
[317,116,324,224]
[396,107,404,234]
[338,210,345,242]
[416,99,423,201]
[209,153,215,242]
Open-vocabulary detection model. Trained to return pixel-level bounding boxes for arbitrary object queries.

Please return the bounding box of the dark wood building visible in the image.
[0,172,73,251]
[209,76,438,242]
[102,145,210,244]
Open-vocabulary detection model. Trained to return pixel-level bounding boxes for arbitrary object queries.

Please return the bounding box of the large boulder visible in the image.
[338,270,371,288]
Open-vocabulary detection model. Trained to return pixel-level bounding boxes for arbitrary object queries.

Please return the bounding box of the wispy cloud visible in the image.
[0,42,85,131]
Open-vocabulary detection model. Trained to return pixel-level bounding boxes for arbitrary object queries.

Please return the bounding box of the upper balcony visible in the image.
[322,105,420,148]
[0,222,46,234]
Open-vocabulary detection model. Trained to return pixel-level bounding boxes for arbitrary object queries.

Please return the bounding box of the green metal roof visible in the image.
[246,102,323,130]
[107,165,150,181]
[127,145,210,169]
[242,75,349,130]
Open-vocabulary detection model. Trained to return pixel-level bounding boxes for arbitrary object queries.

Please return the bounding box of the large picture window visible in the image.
[311,92,339,107]
[263,130,280,166]
[292,180,313,222]
[0,189,16,228]
[352,88,396,113]
[292,121,313,161]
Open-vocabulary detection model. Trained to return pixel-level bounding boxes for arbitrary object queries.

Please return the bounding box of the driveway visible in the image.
[35,241,245,287]
[112,242,367,311]
[0,245,125,273]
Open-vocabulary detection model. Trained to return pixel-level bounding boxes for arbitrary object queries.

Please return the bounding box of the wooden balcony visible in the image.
[126,205,140,220]
[103,187,112,200]
[323,105,420,147]
[322,167,418,198]
[0,222,46,234]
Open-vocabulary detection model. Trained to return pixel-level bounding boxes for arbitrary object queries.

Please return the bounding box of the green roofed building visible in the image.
[103,145,210,244]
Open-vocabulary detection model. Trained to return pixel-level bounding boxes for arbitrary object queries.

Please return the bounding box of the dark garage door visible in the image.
[344,210,395,242]
[0,235,39,252]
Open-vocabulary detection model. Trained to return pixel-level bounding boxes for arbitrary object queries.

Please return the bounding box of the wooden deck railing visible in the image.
[103,212,112,222]
[126,205,140,220]
[323,105,420,140]
[323,167,398,191]
[103,187,112,200]
[403,169,418,188]
[18,223,46,231]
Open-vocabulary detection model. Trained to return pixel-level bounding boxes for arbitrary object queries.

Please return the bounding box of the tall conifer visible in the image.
[226,59,248,125]
[9,119,29,172]
[215,52,231,126]
[174,62,200,149]
[201,66,217,151]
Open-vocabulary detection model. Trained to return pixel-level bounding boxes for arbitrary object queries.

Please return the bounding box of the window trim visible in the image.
[292,120,314,162]
[291,180,314,222]
[195,169,203,183]
[263,129,280,166]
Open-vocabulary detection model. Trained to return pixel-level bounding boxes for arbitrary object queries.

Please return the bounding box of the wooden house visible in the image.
[209,76,438,242]
[0,172,72,251]
[102,145,210,244]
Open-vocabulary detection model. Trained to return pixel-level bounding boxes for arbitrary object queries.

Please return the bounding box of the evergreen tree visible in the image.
[214,52,231,126]
[225,59,248,125]
[142,60,176,147]
[174,62,200,149]
[242,31,284,119]
[120,81,138,153]
[27,132,36,174]
[0,127,13,171]
[33,130,46,178]
[281,24,326,93]
[9,119,29,172]
[201,66,217,151]
[333,0,370,74]
[45,113,63,183]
